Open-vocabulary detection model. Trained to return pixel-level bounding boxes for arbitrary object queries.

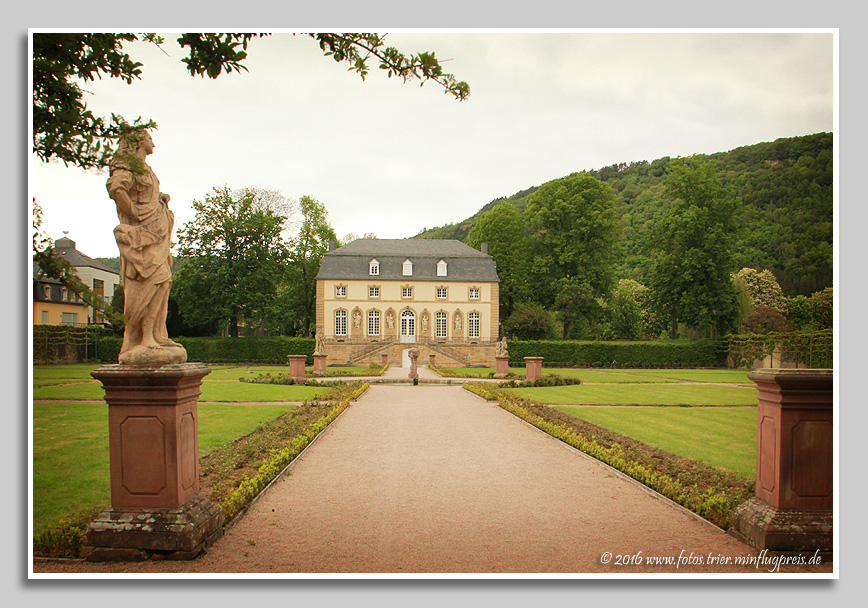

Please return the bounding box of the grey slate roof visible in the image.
[316,239,499,282]
[52,237,118,275]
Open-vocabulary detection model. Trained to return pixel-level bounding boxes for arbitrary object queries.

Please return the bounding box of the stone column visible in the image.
[730,369,833,553]
[495,356,510,378]
[313,353,328,376]
[525,357,544,381]
[287,354,307,383]
[86,363,222,561]
[409,348,420,385]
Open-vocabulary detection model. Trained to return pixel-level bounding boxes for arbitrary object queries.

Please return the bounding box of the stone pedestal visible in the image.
[85,363,222,561]
[408,348,420,385]
[525,357,544,381]
[381,353,389,366]
[429,354,437,367]
[730,369,833,553]
[287,354,307,383]
[313,353,328,376]
[495,356,510,378]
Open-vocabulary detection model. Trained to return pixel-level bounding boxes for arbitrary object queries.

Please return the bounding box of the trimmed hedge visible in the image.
[81,335,314,364]
[507,339,728,368]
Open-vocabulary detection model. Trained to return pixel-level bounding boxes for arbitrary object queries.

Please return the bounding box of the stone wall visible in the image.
[324,339,497,368]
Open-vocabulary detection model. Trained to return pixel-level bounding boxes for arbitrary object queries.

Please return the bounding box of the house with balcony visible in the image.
[315,239,500,367]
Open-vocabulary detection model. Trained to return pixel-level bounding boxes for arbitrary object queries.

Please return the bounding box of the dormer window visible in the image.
[369,259,380,276]
[437,259,448,277]
[402,259,413,276]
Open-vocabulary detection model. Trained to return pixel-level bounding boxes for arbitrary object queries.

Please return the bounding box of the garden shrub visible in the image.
[507,339,728,368]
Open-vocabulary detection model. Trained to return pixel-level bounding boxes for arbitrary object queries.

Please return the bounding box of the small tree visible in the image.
[503,303,555,341]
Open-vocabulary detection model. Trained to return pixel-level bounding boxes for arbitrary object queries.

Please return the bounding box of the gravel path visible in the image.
[33,379,831,575]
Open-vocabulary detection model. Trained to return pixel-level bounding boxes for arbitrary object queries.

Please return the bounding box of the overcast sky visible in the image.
[31,30,834,258]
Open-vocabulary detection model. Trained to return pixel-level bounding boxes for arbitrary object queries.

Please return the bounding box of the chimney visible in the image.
[481,242,488,255]
[328,239,336,252]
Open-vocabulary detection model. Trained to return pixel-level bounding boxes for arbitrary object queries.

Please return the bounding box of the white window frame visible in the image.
[436,287,448,299]
[402,259,413,276]
[402,286,413,299]
[469,288,480,300]
[435,312,448,339]
[437,259,448,277]
[368,309,381,336]
[335,285,347,298]
[335,310,347,336]
[369,259,380,276]
[468,312,481,339]
[369,286,380,299]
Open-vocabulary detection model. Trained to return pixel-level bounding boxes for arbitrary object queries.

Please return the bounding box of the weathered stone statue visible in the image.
[314,327,326,355]
[495,337,509,358]
[107,130,186,365]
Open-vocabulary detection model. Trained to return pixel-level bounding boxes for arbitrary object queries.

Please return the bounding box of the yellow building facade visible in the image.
[315,239,500,367]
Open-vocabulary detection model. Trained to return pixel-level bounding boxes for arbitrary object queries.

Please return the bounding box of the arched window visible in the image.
[435,311,448,339]
[335,310,347,336]
[368,309,381,336]
[468,312,481,339]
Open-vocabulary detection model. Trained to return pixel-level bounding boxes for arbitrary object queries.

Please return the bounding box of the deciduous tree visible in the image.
[173,187,290,337]
[466,202,530,321]
[285,196,338,336]
[648,158,740,338]
[524,173,620,338]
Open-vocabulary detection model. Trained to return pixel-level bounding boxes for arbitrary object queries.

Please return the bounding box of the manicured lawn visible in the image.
[512,383,757,406]
[614,369,753,384]
[199,381,326,402]
[555,405,757,476]
[541,369,675,383]
[32,363,331,402]
[32,401,297,535]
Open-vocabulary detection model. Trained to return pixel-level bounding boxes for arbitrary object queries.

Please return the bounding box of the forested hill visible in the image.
[413,132,833,296]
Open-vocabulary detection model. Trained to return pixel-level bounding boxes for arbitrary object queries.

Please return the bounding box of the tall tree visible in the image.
[286,196,337,336]
[524,173,620,338]
[649,158,740,338]
[466,202,530,322]
[173,187,290,337]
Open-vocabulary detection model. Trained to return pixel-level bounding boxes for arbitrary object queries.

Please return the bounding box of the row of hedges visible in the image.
[506,339,728,368]
[727,329,833,369]
[39,328,829,369]
[80,335,316,365]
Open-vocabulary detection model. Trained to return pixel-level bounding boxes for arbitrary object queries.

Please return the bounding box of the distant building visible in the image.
[315,239,500,367]
[32,236,120,326]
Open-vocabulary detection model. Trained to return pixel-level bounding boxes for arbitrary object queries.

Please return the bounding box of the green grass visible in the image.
[199,381,326,402]
[541,369,675,383]
[555,405,757,476]
[512,383,757,406]
[613,369,753,383]
[32,401,297,535]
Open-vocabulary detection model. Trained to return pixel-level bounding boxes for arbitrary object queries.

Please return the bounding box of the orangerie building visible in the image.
[315,239,500,367]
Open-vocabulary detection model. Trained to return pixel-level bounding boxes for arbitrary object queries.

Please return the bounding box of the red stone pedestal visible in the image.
[313,353,328,376]
[85,364,222,561]
[525,357,543,381]
[287,354,307,383]
[495,356,510,378]
[408,348,420,385]
[730,369,833,553]
[381,353,389,366]
[429,354,436,367]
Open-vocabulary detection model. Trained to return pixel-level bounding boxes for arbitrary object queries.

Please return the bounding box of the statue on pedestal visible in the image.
[107,130,186,365]
[495,337,509,358]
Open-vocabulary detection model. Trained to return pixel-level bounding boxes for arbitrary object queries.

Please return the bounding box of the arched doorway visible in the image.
[400,309,416,343]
